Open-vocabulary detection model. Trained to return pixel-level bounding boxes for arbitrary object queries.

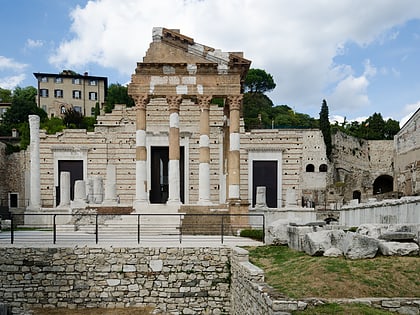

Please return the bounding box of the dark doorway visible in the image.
[56,160,83,205]
[373,175,393,195]
[150,146,184,204]
[9,193,18,208]
[252,161,277,208]
[353,190,361,203]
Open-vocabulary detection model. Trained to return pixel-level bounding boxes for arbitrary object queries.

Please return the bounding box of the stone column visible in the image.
[93,176,103,204]
[227,95,242,200]
[28,115,41,210]
[133,95,149,210]
[58,171,71,208]
[198,96,212,204]
[167,96,183,204]
[103,163,117,205]
[72,180,87,208]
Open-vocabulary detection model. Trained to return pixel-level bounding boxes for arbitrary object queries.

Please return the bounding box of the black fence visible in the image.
[1,213,265,245]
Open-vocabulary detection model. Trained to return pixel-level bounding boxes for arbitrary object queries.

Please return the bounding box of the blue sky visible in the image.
[1,0,420,126]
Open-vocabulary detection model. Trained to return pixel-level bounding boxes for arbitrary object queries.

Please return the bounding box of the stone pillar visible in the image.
[72,180,87,208]
[255,186,268,209]
[103,163,117,205]
[93,176,103,204]
[58,171,71,208]
[133,95,149,210]
[227,95,242,200]
[198,96,212,205]
[167,96,183,204]
[28,115,41,210]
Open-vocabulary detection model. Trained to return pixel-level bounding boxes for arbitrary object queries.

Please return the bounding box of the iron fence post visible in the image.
[221,215,224,244]
[262,214,265,244]
[137,214,141,244]
[179,214,182,244]
[53,214,57,244]
[11,214,14,244]
[95,214,98,244]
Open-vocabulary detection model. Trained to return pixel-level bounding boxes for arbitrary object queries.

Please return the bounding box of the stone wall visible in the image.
[339,196,420,226]
[0,247,231,314]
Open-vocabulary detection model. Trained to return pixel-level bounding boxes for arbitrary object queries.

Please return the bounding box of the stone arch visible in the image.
[319,164,328,172]
[373,175,393,195]
[306,164,315,172]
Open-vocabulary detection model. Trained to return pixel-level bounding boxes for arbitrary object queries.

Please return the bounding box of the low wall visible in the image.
[339,196,420,226]
[0,247,231,314]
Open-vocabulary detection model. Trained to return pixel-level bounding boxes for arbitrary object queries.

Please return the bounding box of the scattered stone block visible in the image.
[379,232,416,242]
[343,233,379,260]
[378,241,419,256]
[303,230,346,256]
[324,247,343,257]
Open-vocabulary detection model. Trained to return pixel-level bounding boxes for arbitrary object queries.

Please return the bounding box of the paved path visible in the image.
[0,230,263,248]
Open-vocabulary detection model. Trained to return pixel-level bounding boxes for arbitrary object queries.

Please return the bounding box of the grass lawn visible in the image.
[246,245,420,314]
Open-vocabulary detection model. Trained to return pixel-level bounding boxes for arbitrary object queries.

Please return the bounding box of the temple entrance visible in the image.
[252,161,277,208]
[56,160,83,205]
[150,146,184,204]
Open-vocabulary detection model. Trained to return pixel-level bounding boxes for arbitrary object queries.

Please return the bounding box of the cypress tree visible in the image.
[319,99,332,160]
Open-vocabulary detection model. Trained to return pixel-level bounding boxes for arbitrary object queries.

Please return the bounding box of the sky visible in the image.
[1,0,420,126]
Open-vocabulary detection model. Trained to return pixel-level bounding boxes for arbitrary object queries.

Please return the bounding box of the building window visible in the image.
[319,164,328,172]
[61,106,66,114]
[73,90,82,99]
[54,89,63,98]
[40,77,48,83]
[55,77,63,84]
[306,164,315,172]
[74,106,82,113]
[40,89,49,97]
[89,92,97,101]
[89,80,97,86]
[72,78,81,85]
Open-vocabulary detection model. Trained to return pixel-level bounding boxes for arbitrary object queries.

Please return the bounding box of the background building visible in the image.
[33,70,107,118]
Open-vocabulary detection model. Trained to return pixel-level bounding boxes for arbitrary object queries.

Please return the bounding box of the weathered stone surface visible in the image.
[323,247,343,257]
[266,219,294,245]
[379,232,416,242]
[343,232,379,260]
[303,230,346,256]
[378,241,419,256]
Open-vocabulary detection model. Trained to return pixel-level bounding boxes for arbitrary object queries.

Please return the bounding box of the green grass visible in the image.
[292,303,394,314]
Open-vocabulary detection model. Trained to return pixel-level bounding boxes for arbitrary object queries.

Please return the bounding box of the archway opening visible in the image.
[373,175,393,195]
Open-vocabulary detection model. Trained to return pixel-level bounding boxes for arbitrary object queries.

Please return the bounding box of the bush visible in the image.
[240,229,264,241]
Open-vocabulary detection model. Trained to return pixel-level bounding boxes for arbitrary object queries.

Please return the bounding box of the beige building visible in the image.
[33,70,107,118]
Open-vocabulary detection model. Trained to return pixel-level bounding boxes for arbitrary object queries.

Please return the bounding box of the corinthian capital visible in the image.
[167,96,183,112]
[197,95,212,111]
[227,95,243,111]
[133,95,150,110]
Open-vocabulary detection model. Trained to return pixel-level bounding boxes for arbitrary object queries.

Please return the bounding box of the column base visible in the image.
[133,199,149,212]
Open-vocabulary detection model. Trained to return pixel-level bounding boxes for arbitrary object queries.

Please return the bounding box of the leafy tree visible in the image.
[104,83,134,113]
[0,88,12,103]
[63,108,83,128]
[41,117,65,134]
[242,93,274,129]
[244,68,276,94]
[2,86,46,125]
[383,118,400,140]
[319,99,332,160]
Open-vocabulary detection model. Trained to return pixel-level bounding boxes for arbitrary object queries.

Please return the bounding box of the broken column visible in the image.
[28,115,41,210]
[58,171,71,208]
[72,180,87,208]
[93,176,104,204]
[103,163,118,205]
[255,186,268,209]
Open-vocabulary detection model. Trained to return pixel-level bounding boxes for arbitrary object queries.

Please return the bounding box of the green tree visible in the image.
[242,93,274,129]
[383,118,400,140]
[63,108,83,128]
[104,83,134,113]
[244,68,276,94]
[319,99,332,160]
[0,88,12,103]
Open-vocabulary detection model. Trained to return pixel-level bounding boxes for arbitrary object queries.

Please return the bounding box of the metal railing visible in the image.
[1,213,265,245]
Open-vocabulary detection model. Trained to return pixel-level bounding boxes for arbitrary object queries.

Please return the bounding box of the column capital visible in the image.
[197,95,212,111]
[133,95,150,110]
[167,96,183,112]
[227,95,243,111]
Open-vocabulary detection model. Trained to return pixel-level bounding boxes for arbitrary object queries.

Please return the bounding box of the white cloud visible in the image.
[26,39,44,49]
[48,0,420,117]
[399,102,420,127]
[0,56,27,71]
[0,74,26,89]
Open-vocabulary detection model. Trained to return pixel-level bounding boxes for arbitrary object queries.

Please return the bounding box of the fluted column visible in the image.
[167,96,183,204]
[133,95,149,210]
[198,96,212,205]
[28,115,41,210]
[227,95,242,200]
